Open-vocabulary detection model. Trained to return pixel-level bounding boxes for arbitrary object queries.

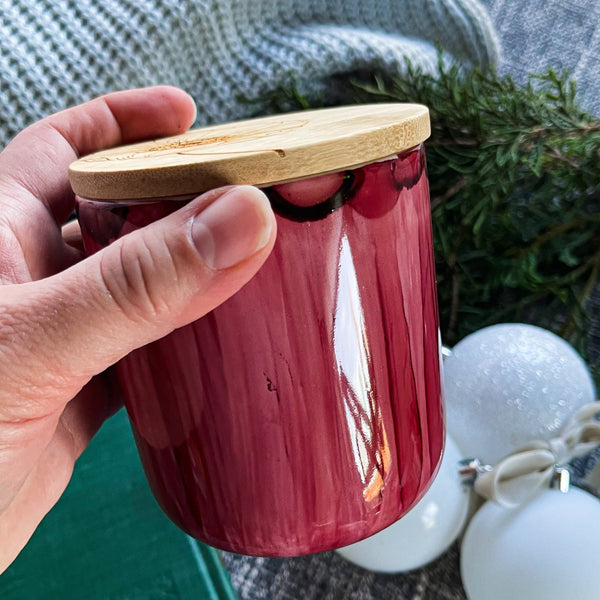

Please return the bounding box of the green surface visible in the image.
[1,409,238,600]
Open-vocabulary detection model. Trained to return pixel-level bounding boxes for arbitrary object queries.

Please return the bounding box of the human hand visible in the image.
[0,87,276,572]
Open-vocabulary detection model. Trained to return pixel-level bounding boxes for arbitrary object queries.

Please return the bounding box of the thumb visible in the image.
[0,185,276,406]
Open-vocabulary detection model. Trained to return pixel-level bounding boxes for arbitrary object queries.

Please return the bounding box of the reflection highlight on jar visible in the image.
[334,234,390,503]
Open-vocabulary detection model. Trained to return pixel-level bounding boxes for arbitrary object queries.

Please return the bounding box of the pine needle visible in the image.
[259,57,600,383]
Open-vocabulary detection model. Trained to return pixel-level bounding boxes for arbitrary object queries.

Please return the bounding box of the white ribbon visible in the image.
[473,402,600,507]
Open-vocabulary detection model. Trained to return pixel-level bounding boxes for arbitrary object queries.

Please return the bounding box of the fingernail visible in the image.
[191,186,274,270]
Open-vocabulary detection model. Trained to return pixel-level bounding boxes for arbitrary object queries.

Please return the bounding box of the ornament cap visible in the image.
[551,466,571,493]
[458,458,492,486]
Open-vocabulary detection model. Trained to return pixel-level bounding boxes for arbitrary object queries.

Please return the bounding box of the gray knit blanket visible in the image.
[0,0,498,144]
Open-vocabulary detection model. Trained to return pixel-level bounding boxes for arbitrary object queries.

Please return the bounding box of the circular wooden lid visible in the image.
[69,103,430,200]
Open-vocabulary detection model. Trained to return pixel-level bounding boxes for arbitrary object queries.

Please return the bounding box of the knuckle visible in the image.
[98,231,186,324]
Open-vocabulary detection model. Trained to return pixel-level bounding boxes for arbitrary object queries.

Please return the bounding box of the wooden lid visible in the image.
[69,103,430,200]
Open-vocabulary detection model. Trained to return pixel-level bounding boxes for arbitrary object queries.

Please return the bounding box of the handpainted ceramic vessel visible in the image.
[71,105,444,556]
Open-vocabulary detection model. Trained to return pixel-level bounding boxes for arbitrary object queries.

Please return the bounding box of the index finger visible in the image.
[0,86,197,222]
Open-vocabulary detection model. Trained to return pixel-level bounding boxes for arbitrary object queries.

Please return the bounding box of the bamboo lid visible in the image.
[69,104,430,200]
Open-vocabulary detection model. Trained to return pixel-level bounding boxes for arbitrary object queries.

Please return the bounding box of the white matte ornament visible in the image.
[445,324,596,465]
[461,487,600,600]
[336,435,469,572]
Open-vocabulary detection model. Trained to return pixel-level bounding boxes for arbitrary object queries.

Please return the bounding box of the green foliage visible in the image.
[262,58,600,380]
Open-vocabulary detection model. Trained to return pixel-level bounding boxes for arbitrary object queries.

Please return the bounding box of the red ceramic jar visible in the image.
[70,105,444,557]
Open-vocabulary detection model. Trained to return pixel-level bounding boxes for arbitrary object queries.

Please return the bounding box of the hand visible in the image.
[0,87,276,572]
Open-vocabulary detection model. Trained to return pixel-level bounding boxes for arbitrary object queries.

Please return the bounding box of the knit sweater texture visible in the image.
[0,0,498,145]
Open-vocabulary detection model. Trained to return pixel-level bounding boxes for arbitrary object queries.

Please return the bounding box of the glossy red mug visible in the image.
[71,105,444,556]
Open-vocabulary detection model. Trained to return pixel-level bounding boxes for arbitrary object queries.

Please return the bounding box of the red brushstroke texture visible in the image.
[77,146,444,556]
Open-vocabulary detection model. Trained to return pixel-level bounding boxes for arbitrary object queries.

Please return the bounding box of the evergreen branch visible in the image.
[261,56,600,384]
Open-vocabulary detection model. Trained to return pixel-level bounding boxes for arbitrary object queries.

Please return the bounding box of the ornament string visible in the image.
[470,402,600,508]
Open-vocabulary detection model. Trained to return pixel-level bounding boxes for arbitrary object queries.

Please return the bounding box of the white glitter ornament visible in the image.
[461,487,600,600]
[336,435,469,572]
[445,323,596,465]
